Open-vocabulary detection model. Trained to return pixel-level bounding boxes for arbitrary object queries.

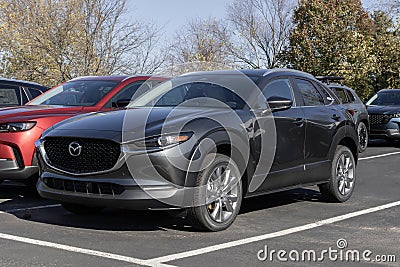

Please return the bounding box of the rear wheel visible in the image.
[319,145,356,202]
[61,203,104,215]
[187,153,243,231]
[357,122,368,152]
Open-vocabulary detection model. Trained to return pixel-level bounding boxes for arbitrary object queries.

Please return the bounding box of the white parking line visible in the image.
[359,151,400,161]
[0,151,397,266]
[1,202,399,266]
[5,204,61,213]
[146,201,400,264]
[0,232,175,267]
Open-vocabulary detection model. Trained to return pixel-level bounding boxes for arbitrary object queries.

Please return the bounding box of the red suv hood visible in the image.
[0,105,84,122]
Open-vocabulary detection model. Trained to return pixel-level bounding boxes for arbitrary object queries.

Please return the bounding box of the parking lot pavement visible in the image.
[0,140,399,266]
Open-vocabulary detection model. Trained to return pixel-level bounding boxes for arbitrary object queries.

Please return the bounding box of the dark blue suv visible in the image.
[0,78,48,106]
[366,89,400,144]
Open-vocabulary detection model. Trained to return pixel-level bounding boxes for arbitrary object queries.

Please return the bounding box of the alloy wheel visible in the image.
[358,123,368,151]
[205,165,239,223]
[336,153,355,196]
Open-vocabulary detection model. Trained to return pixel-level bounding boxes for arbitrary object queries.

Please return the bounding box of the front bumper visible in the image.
[37,174,185,210]
[0,147,38,180]
[369,121,400,139]
[0,163,38,180]
[35,137,199,210]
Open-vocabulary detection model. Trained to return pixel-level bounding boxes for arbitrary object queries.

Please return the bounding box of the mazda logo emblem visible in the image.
[68,142,82,157]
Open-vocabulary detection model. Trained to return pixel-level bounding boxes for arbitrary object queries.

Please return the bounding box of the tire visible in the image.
[187,153,243,231]
[357,122,368,153]
[319,145,356,203]
[61,203,104,215]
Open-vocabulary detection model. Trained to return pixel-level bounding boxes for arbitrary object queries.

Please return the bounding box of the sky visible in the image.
[126,0,233,37]
[127,0,385,38]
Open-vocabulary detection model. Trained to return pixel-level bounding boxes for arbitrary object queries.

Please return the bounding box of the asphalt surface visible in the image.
[0,139,399,266]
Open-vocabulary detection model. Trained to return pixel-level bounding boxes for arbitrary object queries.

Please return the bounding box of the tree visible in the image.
[370,11,400,90]
[167,18,235,75]
[226,0,295,69]
[0,0,164,86]
[286,0,376,99]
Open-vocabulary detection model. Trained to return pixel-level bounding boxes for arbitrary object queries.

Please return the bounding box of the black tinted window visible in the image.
[28,88,43,98]
[262,79,293,101]
[112,82,144,104]
[0,84,21,105]
[346,90,356,102]
[21,88,29,104]
[295,79,324,106]
[333,87,349,104]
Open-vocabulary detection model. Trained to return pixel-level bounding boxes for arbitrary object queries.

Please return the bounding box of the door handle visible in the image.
[293,118,305,127]
[331,114,341,121]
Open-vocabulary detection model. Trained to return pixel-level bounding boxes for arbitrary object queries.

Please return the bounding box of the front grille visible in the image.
[43,137,121,174]
[369,114,395,125]
[43,177,124,195]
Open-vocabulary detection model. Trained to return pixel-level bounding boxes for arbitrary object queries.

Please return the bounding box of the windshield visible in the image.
[366,91,400,106]
[129,79,251,110]
[28,80,118,106]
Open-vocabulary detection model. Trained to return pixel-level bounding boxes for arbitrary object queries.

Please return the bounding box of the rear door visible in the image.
[293,78,342,182]
[255,77,306,192]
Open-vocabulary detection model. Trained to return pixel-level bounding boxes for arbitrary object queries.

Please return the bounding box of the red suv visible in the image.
[0,75,167,185]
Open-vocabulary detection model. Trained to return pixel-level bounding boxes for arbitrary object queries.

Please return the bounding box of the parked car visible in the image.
[0,78,49,107]
[0,75,167,185]
[366,89,400,144]
[317,76,369,152]
[36,69,359,231]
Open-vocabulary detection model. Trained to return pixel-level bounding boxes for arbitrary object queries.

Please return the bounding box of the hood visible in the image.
[44,107,242,142]
[367,105,400,114]
[0,105,84,122]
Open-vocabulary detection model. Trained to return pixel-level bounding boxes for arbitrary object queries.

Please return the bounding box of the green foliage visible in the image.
[0,0,160,87]
[287,0,378,99]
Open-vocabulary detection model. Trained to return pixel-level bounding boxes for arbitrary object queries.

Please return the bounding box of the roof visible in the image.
[180,68,316,79]
[0,78,46,88]
[378,89,400,93]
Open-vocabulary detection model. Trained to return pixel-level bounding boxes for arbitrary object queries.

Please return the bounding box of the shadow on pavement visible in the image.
[3,186,321,232]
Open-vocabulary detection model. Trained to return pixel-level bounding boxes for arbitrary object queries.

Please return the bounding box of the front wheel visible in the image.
[319,145,356,202]
[61,203,104,215]
[187,153,243,231]
[357,122,368,153]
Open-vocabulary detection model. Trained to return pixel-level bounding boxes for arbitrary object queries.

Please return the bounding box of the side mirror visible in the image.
[112,99,131,108]
[266,96,293,112]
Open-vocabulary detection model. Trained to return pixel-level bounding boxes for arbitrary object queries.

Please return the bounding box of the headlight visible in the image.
[0,122,37,132]
[135,132,193,149]
[393,113,400,118]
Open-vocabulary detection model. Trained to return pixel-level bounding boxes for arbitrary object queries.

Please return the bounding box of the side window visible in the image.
[21,87,29,104]
[333,87,349,104]
[28,88,43,99]
[262,79,294,101]
[155,84,188,106]
[295,79,324,106]
[0,84,21,105]
[257,79,294,109]
[346,90,356,103]
[105,81,145,108]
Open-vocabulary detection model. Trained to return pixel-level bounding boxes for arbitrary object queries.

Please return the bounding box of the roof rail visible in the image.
[316,76,344,85]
